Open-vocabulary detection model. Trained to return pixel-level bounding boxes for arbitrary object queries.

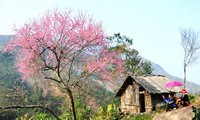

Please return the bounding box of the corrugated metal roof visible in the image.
[116,75,182,96]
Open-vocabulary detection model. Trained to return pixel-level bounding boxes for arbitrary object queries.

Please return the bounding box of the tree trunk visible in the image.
[66,88,76,120]
[183,64,186,89]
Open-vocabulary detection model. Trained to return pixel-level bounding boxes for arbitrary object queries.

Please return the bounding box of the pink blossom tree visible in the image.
[5,10,124,120]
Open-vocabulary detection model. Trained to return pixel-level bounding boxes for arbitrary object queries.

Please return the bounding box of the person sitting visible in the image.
[179,89,190,106]
[173,93,181,107]
[162,93,178,111]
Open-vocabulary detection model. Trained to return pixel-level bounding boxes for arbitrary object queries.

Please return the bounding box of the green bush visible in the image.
[92,103,121,120]
[31,113,53,120]
[59,99,91,120]
[188,94,196,103]
[122,114,153,120]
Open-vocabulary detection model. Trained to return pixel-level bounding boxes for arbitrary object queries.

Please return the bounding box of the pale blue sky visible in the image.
[1,0,200,84]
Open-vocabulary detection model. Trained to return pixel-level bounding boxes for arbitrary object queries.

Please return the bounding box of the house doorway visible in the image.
[140,94,145,112]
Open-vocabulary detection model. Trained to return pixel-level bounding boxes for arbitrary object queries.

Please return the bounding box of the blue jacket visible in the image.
[163,97,177,108]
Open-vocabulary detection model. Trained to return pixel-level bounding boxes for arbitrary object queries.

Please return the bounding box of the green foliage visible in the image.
[92,99,122,120]
[75,100,91,119]
[0,110,17,120]
[0,51,20,82]
[16,114,28,120]
[109,33,152,76]
[59,99,91,120]
[59,112,72,120]
[122,114,153,120]
[0,51,29,118]
[92,104,118,120]
[0,51,62,118]
[27,86,44,105]
[194,108,200,120]
[59,99,121,120]
[16,113,53,120]
[188,94,196,103]
[31,113,53,120]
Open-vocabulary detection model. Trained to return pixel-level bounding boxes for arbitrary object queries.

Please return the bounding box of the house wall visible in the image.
[120,82,156,114]
[120,85,135,114]
[120,81,140,114]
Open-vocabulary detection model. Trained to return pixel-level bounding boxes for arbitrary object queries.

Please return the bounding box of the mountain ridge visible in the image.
[151,62,200,93]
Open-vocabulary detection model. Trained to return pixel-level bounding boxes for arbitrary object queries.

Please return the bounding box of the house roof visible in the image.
[116,75,182,96]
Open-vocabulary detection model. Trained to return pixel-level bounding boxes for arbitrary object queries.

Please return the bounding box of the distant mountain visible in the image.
[151,62,200,93]
[0,35,14,50]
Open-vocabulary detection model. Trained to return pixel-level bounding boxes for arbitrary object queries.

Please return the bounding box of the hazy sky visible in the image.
[1,0,200,84]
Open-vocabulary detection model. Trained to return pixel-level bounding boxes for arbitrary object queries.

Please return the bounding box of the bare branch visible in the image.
[0,105,60,120]
[44,77,61,83]
[181,28,200,66]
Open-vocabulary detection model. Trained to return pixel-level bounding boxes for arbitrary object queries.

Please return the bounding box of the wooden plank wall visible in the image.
[120,80,156,114]
[120,81,141,114]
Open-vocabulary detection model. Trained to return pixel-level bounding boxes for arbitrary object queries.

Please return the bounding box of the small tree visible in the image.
[5,10,124,120]
[180,28,200,89]
[109,33,152,76]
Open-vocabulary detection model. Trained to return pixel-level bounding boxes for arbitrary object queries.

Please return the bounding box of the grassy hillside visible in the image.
[0,47,116,119]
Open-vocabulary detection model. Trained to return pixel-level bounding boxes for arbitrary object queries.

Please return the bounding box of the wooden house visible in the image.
[115,75,181,114]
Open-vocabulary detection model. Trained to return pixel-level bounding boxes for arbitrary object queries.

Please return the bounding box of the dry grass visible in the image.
[193,95,200,108]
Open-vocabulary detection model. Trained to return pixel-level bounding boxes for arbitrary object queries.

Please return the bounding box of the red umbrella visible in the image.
[165,81,183,87]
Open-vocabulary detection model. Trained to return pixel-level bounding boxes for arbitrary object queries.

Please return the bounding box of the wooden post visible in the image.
[144,91,152,113]
[134,81,140,113]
